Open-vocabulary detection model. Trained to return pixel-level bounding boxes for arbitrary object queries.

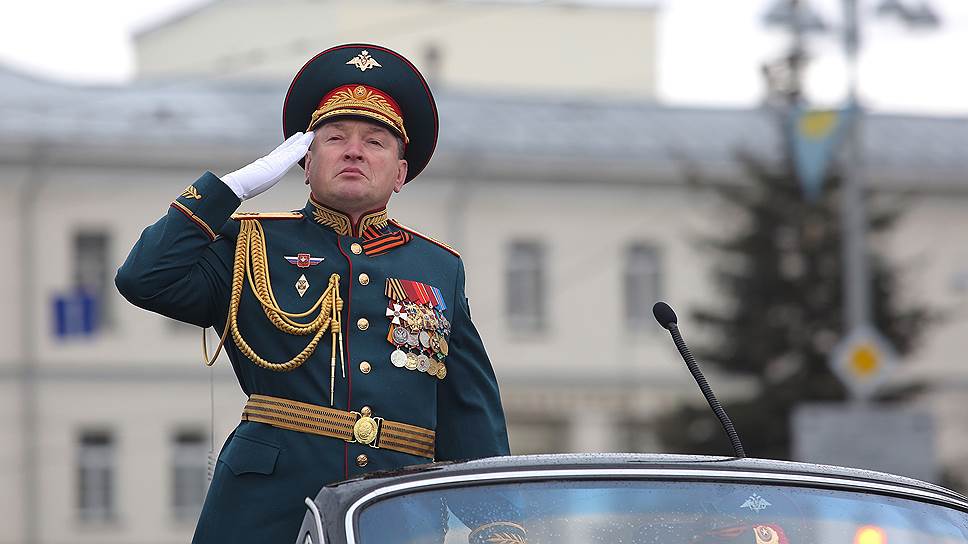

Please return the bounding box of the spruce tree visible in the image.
[656,141,934,460]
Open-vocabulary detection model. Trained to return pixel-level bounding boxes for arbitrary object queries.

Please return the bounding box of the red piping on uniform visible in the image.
[169,202,216,240]
[337,238,354,480]
[389,219,460,257]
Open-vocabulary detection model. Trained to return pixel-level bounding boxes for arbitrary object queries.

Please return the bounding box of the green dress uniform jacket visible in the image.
[115,172,510,543]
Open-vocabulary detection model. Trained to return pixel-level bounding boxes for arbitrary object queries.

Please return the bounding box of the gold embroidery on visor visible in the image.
[307,85,409,144]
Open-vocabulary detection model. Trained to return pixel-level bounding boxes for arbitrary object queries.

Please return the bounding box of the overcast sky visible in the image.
[0,0,965,115]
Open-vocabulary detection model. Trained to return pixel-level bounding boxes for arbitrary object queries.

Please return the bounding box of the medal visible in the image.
[405,352,418,371]
[392,326,410,345]
[406,330,420,348]
[438,314,451,335]
[386,303,407,325]
[416,354,431,373]
[383,277,453,378]
[390,349,408,368]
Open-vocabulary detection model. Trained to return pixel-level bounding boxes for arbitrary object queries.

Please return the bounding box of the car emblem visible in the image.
[741,493,772,512]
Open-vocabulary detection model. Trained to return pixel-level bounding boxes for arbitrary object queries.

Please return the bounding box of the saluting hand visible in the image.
[221,131,315,201]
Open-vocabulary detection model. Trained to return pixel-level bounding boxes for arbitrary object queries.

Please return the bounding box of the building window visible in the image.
[172,430,208,521]
[624,243,662,331]
[77,430,115,522]
[73,230,112,328]
[506,241,546,332]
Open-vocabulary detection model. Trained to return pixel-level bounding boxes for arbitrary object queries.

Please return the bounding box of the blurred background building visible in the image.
[1,0,966,542]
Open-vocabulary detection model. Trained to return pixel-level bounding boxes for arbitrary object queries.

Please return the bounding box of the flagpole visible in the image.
[841,0,871,331]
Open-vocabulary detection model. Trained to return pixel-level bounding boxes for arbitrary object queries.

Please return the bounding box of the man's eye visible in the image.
[368,140,384,147]
[327,135,342,141]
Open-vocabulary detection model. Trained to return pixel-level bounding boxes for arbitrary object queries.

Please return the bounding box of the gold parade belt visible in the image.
[241,394,435,459]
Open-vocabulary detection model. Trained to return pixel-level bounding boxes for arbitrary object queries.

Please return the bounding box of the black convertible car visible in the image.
[295,305,967,543]
[294,452,968,544]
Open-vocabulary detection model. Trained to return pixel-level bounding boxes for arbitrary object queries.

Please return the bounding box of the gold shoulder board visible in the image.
[231,211,304,220]
[390,219,460,257]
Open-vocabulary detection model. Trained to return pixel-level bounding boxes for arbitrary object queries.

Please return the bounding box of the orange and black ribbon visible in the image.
[362,224,412,256]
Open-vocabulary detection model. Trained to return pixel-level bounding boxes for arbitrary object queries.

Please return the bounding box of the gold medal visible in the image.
[405,352,418,371]
[436,364,447,380]
[428,359,441,376]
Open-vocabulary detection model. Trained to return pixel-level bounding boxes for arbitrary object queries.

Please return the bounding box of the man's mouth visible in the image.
[339,167,366,177]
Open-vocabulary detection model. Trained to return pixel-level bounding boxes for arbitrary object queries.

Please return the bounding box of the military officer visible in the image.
[115,44,523,543]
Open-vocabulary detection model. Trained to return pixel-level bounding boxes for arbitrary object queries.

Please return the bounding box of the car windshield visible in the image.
[355,479,968,543]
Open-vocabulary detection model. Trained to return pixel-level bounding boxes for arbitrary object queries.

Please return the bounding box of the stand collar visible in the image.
[305,195,388,237]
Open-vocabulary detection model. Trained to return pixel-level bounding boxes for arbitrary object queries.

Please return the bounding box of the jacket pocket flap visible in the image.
[220,435,280,476]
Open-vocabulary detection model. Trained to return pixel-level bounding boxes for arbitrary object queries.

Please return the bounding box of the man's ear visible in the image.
[393,160,408,193]
[304,151,312,185]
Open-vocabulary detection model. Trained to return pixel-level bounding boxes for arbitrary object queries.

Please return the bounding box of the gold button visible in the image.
[357,317,369,331]
[360,406,372,417]
[359,361,371,374]
[350,243,363,255]
[356,454,368,467]
[358,273,370,285]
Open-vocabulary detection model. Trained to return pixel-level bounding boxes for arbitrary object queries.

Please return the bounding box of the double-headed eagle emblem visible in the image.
[346,50,382,72]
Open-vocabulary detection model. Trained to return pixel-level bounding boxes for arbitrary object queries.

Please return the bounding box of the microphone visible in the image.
[653,301,746,458]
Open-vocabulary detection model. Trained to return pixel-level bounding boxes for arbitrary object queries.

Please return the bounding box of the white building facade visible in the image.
[1,2,967,542]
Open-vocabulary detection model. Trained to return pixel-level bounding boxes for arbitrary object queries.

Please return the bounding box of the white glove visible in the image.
[221,131,315,201]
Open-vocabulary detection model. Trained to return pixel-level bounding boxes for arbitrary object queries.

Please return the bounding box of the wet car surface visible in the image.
[294,453,968,543]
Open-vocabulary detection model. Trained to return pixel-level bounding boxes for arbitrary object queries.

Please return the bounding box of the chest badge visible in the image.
[285,253,324,268]
[295,274,310,297]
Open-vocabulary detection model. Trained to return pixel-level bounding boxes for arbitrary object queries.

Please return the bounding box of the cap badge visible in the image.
[285,253,324,268]
[346,50,382,72]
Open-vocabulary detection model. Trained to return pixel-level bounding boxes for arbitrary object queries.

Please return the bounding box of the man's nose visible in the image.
[343,137,364,160]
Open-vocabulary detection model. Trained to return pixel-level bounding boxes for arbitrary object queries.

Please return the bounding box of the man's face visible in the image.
[305,118,408,214]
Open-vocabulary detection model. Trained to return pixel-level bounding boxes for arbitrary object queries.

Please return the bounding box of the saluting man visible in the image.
[116,44,522,543]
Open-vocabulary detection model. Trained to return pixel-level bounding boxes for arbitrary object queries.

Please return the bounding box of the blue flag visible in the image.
[790,106,853,201]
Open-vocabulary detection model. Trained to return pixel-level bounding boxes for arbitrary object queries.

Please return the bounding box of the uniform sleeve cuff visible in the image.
[170,172,242,240]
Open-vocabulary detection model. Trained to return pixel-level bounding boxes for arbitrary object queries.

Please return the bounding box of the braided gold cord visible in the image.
[222,219,342,372]
[244,220,332,333]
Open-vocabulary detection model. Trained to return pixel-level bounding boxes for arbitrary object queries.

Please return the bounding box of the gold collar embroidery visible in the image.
[308,197,388,237]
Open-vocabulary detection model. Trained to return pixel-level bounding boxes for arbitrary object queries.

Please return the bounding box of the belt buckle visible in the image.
[349,411,383,449]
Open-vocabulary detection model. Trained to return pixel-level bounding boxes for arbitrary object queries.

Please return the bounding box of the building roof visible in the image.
[1,65,965,189]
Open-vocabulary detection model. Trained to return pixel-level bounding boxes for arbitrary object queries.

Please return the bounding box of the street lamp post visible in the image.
[841,0,869,331]
[763,0,940,399]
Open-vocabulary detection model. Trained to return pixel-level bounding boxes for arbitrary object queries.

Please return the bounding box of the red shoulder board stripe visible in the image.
[389,219,460,257]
